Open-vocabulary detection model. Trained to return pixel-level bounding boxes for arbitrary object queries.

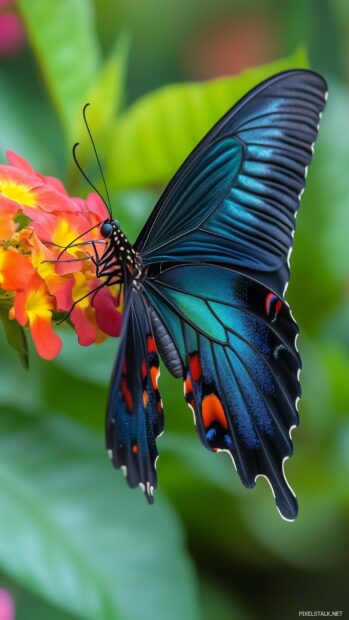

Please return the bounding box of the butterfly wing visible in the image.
[136,70,327,295]
[106,289,164,502]
[143,264,300,520]
[104,70,327,514]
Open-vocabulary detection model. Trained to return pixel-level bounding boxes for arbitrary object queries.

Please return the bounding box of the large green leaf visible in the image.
[68,32,130,185]
[0,571,79,620]
[0,407,200,620]
[17,0,101,143]
[78,33,129,140]
[105,49,308,189]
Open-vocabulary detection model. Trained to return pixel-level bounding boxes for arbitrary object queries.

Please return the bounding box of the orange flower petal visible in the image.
[0,250,37,291]
[13,289,28,326]
[30,315,62,360]
[0,213,16,240]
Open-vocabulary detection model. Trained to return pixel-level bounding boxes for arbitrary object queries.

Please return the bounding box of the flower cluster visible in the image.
[0,151,122,360]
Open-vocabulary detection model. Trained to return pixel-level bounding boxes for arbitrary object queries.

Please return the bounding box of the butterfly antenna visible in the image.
[72,143,112,219]
[83,103,113,217]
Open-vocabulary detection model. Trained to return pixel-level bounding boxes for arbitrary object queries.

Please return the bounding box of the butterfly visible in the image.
[88,70,327,521]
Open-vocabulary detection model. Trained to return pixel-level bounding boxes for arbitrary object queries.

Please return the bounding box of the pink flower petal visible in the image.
[30,186,76,214]
[42,175,69,195]
[0,12,26,57]
[48,277,73,312]
[6,150,35,174]
[0,589,15,620]
[71,306,96,346]
[86,193,110,220]
[93,287,122,337]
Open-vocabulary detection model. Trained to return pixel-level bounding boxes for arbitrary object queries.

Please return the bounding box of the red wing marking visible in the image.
[146,335,157,353]
[275,299,282,316]
[141,359,147,379]
[120,378,133,412]
[189,352,202,382]
[265,292,283,320]
[184,375,193,396]
[265,292,277,315]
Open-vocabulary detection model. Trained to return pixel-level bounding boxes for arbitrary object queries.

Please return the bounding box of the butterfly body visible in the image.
[99,218,141,283]
[94,70,327,520]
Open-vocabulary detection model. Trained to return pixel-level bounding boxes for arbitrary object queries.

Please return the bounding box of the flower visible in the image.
[14,281,62,360]
[0,150,122,360]
[0,1,26,58]
[0,588,15,620]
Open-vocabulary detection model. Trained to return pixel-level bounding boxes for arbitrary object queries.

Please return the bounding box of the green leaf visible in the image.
[0,309,28,370]
[201,580,252,620]
[0,407,200,620]
[54,327,116,387]
[0,65,64,173]
[17,0,101,143]
[74,32,129,148]
[105,48,308,190]
[240,492,345,570]
[68,33,130,187]
[0,571,79,620]
[161,433,243,497]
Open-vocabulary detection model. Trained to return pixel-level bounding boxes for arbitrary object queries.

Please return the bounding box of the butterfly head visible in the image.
[100,219,120,239]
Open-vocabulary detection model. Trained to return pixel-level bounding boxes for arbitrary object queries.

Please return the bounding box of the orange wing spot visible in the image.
[150,365,160,391]
[184,375,193,395]
[189,352,202,382]
[143,390,149,408]
[202,394,228,429]
[156,400,163,413]
[147,336,157,353]
[131,443,139,454]
[121,379,133,412]
[141,359,147,379]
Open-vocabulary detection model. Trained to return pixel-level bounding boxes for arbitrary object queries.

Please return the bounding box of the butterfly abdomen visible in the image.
[148,306,183,378]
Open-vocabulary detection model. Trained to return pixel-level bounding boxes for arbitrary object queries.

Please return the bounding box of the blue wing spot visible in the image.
[224,434,234,448]
[206,428,217,441]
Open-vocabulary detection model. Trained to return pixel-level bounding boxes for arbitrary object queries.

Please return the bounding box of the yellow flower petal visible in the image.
[0,181,36,208]
[25,287,53,324]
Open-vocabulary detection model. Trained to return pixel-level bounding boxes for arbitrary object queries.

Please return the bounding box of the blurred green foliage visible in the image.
[0,0,348,619]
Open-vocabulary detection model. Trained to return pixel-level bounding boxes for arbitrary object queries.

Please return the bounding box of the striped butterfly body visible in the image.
[95,70,327,520]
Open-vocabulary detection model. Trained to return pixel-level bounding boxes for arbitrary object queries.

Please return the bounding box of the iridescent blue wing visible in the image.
[136,70,327,295]
[106,290,164,502]
[144,264,300,520]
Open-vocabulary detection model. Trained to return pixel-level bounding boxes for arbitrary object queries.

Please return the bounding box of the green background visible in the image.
[0,0,348,618]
